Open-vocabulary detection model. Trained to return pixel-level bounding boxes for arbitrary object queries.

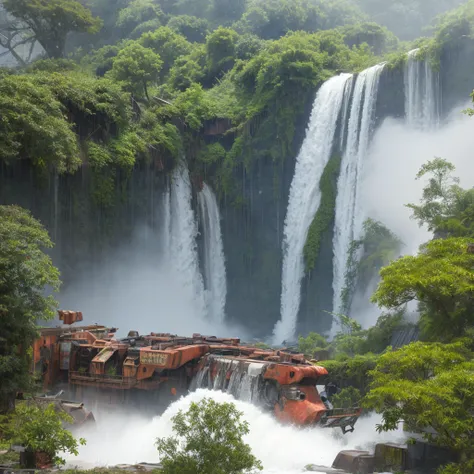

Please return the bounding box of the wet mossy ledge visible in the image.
[303,155,341,274]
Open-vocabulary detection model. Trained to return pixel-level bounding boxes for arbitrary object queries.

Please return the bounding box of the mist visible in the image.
[57,223,247,340]
[350,100,474,327]
[64,389,405,473]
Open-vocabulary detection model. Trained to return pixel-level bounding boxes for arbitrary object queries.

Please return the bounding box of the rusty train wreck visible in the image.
[32,310,361,433]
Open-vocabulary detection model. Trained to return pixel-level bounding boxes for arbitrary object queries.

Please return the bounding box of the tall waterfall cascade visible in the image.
[332,64,386,323]
[197,183,227,322]
[273,73,354,344]
[162,164,207,317]
[404,49,440,129]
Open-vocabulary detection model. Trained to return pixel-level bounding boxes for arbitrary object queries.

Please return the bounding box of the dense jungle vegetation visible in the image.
[1,0,474,473]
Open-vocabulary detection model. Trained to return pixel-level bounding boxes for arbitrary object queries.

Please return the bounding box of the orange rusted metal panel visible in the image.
[263,364,328,385]
[90,348,115,375]
[274,386,327,425]
[58,310,83,325]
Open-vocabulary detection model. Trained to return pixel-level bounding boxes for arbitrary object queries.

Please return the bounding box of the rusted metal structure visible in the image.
[32,311,361,433]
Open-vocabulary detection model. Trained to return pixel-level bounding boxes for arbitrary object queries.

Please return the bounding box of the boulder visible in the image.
[332,450,374,473]
[374,442,408,472]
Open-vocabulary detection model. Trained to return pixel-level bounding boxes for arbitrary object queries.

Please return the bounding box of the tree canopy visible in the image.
[2,0,102,59]
[0,205,60,412]
[156,398,262,474]
[364,341,474,474]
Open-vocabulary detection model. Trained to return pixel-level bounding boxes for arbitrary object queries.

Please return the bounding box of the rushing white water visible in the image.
[162,163,207,317]
[197,183,227,322]
[404,49,440,130]
[332,64,385,323]
[273,73,353,344]
[65,389,405,473]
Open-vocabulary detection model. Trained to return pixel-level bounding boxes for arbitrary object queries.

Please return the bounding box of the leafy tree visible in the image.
[1,403,86,466]
[340,22,398,55]
[341,218,403,315]
[364,341,474,474]
[406,158,474,239]
[167,15,210,43]
[116,0,163,37]
[372,237,474,342]
[206,27,239,80]
[297,332,328,357]
[107,41,162,100]
[209,0,247,24]
[331,387,362,409]
[0,74,80,172]
[156,398,263,474]
[320,353,379,395]
[0,206,60,412]
[2,0,102,59]
[140,26,192,77]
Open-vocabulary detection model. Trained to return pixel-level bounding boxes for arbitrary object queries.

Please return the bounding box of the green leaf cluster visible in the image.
[0,403,86,465]
[363,341,474,473]
[156,398,262,474]
[0,206,60,411]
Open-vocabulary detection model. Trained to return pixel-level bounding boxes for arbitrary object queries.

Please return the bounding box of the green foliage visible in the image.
[206,27,239,80]
[156,398,262,474]
[331,387,362,409]
[197,143,227,165]
[167,15,210,43]
[341,218,402,314]
[3,0,102,59]
[107,41,163,99]
[320,353,379,395]
[31,71,131,134]
[116,0,163,37]
[1,403,86,465]
[235,0,365,40]
[140,27,193,78]
[297,332,328,357]
[0,74,80,173]
[0,206,60,411]
[340,22,399,55]
[372,237,474,342]
[364,341,474,473]
[304,155,341,273]
[406,158,474,238]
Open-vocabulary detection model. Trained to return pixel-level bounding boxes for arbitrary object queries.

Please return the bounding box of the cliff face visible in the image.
[1,40,473,338]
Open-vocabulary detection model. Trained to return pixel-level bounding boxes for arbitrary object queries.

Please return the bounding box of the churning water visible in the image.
[65,389,404,473]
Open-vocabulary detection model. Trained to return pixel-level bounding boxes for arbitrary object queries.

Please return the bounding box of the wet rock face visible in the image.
[331,450,374,474]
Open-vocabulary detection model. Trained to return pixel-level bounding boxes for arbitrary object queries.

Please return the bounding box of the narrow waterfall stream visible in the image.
[162,163,207,318]
[197,182,227,323]
[274,73,353,344]
[404,49,440,129]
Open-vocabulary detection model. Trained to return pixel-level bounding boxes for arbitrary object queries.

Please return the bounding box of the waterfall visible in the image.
[197,183,227,322]
[273,73,353,344]
[162,163,207,317]
[192,358,266,405]
[404,49,440,129]
[332,64,385,320]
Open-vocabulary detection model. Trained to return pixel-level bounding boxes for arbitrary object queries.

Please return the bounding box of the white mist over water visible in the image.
[274,73,353,344]
[352,102,474,327]
[404,49,440,130]
[57,163,247,339]
[65,389,405,473]
[197,183,227,323]
[332,64,385,325]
